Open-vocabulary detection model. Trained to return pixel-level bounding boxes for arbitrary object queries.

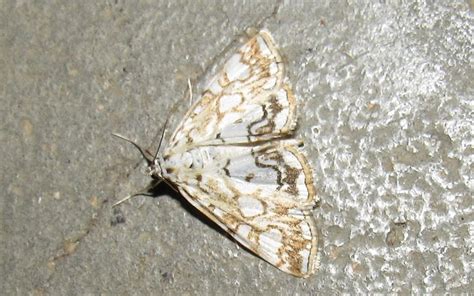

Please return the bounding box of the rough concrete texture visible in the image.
[1,1,473,294]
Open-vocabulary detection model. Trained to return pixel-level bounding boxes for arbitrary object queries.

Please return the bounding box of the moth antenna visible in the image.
[112,179,163,207]
[112,133,154,165]
[152,118,169,163]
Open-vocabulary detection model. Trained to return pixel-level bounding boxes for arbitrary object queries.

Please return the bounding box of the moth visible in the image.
[115,30,320,277]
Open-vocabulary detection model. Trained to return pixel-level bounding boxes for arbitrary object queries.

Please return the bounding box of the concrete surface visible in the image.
[1,1,473,294]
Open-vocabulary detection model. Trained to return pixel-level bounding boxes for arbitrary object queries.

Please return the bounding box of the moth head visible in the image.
[148,156,165,180]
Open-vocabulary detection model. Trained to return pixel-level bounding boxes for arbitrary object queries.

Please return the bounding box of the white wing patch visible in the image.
[120,30,321,277]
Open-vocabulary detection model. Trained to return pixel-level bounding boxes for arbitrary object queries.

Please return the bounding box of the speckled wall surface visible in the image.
[1,1,472,294]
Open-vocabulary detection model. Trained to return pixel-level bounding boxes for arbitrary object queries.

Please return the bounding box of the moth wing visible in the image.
[163,141,319,277]
[168,30,297,150]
